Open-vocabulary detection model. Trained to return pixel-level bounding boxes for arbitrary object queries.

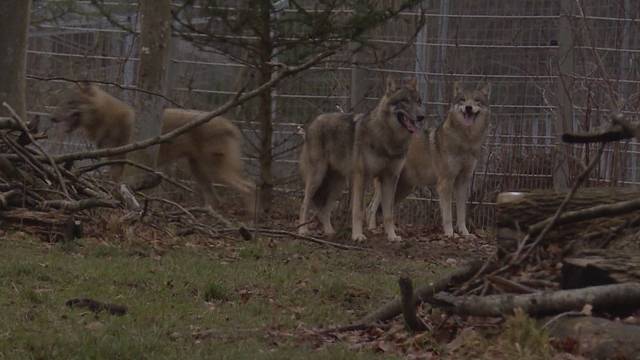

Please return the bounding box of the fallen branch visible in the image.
[41,198,120,212]
[250,228,366,251]
[3,102,70,197]
[75,159,193,193]
[527,197,640,236]
[0,189,20,209]
[433,283,640,317]
[357,260,483,325]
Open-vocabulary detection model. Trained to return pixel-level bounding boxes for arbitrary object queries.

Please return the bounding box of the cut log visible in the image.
[562,249,640,289]
[495,188,640,254]
[547,316,640,360]
[433,283,640,317]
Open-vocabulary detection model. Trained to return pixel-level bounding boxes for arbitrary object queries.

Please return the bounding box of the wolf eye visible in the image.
[458,97,466,102]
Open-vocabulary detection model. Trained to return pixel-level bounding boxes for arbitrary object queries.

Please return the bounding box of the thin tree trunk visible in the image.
[130,0,172,178]
[0,0,31,120]
[257,1,274,213]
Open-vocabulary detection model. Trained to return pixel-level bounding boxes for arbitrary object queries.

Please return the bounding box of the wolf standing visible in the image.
[298,78,425,242]
[368,82,491,237]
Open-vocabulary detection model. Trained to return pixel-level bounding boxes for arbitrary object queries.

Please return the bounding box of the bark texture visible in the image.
[131,0,172,171]
[0,0,31,120]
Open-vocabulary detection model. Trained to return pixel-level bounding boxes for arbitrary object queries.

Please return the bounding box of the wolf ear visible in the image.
[386,77,398,94]
[76,82,95,97]
[453,81,462,97]
[477,82,491,99]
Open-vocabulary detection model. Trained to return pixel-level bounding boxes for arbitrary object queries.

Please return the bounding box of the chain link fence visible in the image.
[25,0,640,230]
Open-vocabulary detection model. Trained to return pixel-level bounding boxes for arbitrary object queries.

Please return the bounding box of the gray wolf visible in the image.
[298,77,425,242]
[367,82,491,237]
[51,84,256,215]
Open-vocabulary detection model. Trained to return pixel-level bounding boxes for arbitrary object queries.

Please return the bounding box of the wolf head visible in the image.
[450,82,491,127]
[50,83,98,134]
[381,77,425,134]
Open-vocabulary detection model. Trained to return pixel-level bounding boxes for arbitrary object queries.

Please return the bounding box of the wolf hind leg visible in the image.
[298,161,328,235]
[188,158,217,209]
[380,173,401,242]
[351,168,368,242]
[315,170,345,236]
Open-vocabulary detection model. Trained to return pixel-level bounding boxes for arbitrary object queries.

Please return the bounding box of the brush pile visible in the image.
[338,119,640,359]
[0,103,248,242]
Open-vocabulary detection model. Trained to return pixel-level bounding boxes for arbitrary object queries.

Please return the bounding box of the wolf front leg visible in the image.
[436,179,455,237]
[351,167,367,242]
[380,173,402,242]
[366,178,382,230]
[454,172,473,236]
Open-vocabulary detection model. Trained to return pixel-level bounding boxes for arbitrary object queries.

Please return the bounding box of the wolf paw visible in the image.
[323,229,336,237]
[387,234,402,243]
[352,233,367,242]
[458,233,478,240]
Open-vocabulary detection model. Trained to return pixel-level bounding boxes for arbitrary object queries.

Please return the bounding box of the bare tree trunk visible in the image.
[554,0,575,191]
[130,0,172,179]
[257,1,274,213]
[0,0,31,120]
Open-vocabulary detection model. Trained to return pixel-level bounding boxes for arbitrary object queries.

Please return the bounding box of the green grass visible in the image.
[0,232,440,359]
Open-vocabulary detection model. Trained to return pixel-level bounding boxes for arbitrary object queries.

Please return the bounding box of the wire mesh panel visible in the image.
[25,1,640,231]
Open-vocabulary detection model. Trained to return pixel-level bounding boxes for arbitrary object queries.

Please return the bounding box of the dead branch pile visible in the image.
[339,121,640,358]
[0,103,251,242]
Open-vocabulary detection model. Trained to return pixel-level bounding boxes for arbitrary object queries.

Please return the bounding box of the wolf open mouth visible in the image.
[396,111,417,133]
[462,111,478,126]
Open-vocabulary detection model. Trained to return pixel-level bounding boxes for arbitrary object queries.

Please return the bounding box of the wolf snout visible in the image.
[465,105,473,114]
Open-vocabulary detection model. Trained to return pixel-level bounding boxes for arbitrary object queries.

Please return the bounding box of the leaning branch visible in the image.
[528,197,640,236]
[52,49,339,164]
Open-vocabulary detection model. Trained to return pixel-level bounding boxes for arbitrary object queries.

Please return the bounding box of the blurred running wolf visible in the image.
[298,77,425,242]
[367,82,491,237]
[51,84,256,215]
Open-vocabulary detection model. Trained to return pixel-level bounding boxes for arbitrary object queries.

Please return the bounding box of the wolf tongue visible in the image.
[463,113,474,125]
[402,117,417,133]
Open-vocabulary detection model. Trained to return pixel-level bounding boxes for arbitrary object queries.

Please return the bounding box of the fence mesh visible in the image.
[25,0,640,230]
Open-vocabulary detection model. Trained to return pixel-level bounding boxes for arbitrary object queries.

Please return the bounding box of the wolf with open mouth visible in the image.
[367,81,491,237]
[298,77,425,242]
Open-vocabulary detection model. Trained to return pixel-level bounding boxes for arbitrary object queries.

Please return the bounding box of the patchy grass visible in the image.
[446,309,554,360]
[0,231,443,359]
